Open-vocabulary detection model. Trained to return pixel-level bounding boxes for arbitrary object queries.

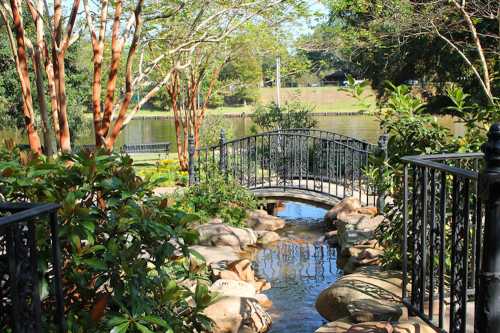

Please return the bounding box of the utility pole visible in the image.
[276,56,281,108]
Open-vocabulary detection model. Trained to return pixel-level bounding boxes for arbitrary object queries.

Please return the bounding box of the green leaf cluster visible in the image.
[252,101,317,132]
[175,171,258,228]
[0,148,215,332]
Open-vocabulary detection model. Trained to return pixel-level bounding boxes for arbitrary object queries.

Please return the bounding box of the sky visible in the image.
[289,0,329,39]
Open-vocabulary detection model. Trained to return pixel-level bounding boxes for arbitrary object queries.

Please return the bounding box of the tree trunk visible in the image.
[29,0,54,155]
[42,44,61,149]
[56,53,72,152]
[9,0,42,155]
[100,0,124,143]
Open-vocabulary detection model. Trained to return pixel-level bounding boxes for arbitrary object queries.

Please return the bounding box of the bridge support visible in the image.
[219,129,227,177]
[188,135,196,185]
[376,132,389,213]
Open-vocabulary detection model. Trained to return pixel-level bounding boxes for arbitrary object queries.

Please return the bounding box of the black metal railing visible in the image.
[19,142,171,155]
[189,129,385,206]
[0,203,65,333]
[402,152,483,332]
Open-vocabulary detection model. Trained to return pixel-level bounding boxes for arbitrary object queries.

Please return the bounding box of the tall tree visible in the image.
[300,0,499,104]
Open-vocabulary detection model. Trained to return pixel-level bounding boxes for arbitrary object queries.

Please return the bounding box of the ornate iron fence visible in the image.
[401,152,483,332]
[189,129,384,206]
[0,203,65,333]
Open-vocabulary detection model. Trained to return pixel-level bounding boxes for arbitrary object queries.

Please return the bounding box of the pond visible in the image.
[0,114,465,146]
[252,201,339,332]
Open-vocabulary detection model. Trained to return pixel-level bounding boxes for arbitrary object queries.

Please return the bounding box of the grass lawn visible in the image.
[84,86,375,120]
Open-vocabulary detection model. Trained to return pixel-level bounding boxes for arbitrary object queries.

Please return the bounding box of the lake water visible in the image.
[0,114,464,146]
[252,201,338,332]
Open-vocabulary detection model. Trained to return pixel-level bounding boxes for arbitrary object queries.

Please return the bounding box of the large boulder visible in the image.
[254,293,272,309]
[339,243,385,273]
[336,215,386,250]
[314,319,435,333]
[315,267,403,322]
[324,197,362,224]
[190,245,241,265]
[347,299,403,323]
[246,210,285,231]
[314,318,352,333]
[203,296,272,333]
[227,259,256,282]
[210,279,257,298]
[336,213,385,233]
[196,222,258,248]
[257,231,281,244]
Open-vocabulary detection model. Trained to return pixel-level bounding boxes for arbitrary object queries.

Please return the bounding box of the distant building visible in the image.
[321,71,347,86]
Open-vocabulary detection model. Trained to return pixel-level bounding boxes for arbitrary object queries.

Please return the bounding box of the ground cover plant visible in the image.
[174,171,258,228]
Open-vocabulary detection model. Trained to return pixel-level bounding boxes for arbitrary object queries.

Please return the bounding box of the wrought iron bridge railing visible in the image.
[401,123,500,333]
[0,203,65,333]
[402,152,483,333]
[189,128,387,207]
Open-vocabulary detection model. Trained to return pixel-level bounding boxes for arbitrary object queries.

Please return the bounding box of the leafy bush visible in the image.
[252,101,317,132]
[175,172,258,227]
[0,144,214,332]
[199,116,234,147]
[138,159,188,187]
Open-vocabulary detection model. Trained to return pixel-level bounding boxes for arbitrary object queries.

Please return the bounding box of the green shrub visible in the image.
[0,145,214,332]
[137,159,188,187]
[252,101,317,132]
[175,172,258,227]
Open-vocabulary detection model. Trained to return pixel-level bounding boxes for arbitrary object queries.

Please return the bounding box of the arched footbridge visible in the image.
[188,128,387,209]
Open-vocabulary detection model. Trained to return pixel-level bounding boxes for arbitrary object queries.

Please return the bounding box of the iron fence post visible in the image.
[477,123,500,333]
[188,135,196,185]
[219,129,227,177]
[377,132,389,213]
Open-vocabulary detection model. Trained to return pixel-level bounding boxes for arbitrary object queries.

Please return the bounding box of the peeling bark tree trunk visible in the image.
[29,0,54,155]
[167,71,189,170]
[9,0,42,155]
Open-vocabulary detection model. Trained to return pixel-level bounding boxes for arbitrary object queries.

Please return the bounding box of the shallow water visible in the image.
[253,202,341,333]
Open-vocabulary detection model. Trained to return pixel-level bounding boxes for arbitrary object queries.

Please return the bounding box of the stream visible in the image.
[253,202,341,332]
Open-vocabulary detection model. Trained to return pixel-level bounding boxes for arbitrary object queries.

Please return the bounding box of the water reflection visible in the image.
[0,114,465,146]
[253,202,340,333]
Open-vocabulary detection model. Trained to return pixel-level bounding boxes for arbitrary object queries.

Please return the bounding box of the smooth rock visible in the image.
[210,279,256,298]
[356,215,386,232]
[203,296,272,333]
[357,206,378,216]
[219,270,242,281]
[325,197,362,224]
[246,210,285,231]
[359,248,384,260]
[253,278,271,293]
[196,222,258,248]
[392,319,436,333]
[315,267,403,322]
[346,321,393,333]
[314,318,352,333]
[228,259,255,282]
[342,256,359,274]
[343,246,364,259]
[258,231,281,244]
[254,293,273,309]
[347,299,404,323]
[190,245,240,265]
[336,212,371,228]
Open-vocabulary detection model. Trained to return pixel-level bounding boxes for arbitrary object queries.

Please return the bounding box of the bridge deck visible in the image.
[249,179,377,208]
